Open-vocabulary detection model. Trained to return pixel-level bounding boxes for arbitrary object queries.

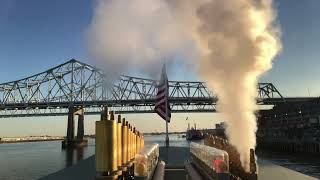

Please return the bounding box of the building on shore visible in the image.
[257,99,320,153]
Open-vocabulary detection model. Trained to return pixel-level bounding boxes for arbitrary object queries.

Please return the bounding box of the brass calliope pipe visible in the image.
[122,118,128,166]
[96,108,118,176]
[117,114,122,169]
[96,107,146,179]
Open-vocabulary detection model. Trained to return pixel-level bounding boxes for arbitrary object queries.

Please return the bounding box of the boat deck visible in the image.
[41,147,317,180]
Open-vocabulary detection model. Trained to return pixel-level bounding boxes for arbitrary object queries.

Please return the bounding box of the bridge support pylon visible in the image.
[62,107,88,149]
[77,113,84,140]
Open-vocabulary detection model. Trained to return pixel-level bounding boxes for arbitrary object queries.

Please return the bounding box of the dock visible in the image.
[41,147,317,180]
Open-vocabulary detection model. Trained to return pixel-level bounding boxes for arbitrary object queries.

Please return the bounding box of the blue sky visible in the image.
[0,0,320,136]
[263,0,320,96]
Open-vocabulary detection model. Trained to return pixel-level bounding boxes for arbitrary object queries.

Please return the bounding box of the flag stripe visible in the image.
[155,108,167,119]
[155,98,166,107]
[156,94,165,101]
[154,64,171,122]
[155,106,171,122]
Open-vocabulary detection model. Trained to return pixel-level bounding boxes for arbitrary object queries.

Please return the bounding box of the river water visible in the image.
[0,134,190,180]
[0,134,319,179]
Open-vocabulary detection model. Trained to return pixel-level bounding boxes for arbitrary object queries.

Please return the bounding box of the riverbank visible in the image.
[0,136,64,144]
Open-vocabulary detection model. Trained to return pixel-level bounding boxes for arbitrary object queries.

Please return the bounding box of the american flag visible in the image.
[154,64,171,122]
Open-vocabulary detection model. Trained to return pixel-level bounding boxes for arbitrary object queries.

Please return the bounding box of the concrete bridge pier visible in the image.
[62,107,88,149]
[66,107,75,143]
[77,114,84,140]
[75,112,88,147]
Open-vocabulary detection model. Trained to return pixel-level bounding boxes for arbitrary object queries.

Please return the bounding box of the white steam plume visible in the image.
[194,0,282,170]
[88,0,282,171]
[87,0,196,81]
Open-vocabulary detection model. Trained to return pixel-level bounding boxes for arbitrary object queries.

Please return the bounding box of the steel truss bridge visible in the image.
[0,59,315,118]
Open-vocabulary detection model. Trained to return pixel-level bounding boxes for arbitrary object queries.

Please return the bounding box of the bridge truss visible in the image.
[0,59,285,118]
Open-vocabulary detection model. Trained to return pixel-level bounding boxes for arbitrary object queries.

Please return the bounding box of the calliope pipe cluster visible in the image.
[96,107,145,179]
[190,142,230,180]
[134,143,160,179]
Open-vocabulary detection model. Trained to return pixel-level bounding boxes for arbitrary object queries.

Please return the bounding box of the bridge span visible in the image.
[0,59,316,118]
[0,59,317,148]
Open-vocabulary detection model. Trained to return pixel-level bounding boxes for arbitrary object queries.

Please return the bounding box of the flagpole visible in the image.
[165,64,169,147]
[165,116,169,147]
